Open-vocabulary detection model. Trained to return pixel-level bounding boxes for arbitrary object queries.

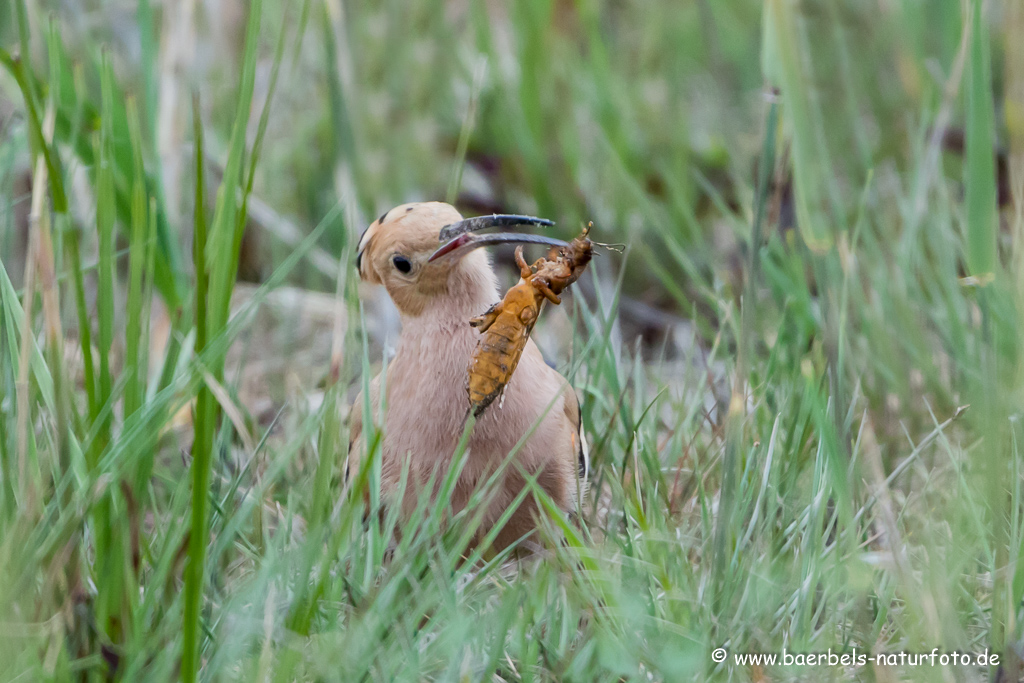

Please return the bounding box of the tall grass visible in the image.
[1,0,1022,681]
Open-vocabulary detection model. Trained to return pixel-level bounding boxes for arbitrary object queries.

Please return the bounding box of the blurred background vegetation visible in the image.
[2,0,1024,680]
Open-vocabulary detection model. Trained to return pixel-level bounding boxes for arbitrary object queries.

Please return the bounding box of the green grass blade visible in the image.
[0,48,68,213]
[124,97,149,422]
[764,0,833,251]
[206,0,263,340]
[964,0,997,281]
[64,231,98,423]
[95,52,117,458]
[183,93,212,683]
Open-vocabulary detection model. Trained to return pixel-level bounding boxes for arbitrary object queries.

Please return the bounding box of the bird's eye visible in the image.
[392,255,412,274]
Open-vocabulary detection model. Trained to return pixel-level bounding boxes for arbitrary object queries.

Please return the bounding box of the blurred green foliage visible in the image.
[2,0,1023,681]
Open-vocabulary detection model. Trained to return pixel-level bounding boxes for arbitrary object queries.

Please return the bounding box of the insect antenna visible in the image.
[580,221,625,252]
[592,241,626,253]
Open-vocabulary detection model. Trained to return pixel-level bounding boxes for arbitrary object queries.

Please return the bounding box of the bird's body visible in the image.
[348,202,586,551]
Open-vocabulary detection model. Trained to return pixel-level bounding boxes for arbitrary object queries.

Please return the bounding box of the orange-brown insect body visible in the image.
[467,227,593,416]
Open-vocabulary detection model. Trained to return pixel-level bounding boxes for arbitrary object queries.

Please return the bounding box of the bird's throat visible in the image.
[404,257,500,328]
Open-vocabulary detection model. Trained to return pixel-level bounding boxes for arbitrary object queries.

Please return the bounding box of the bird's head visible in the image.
[356,202,564,317]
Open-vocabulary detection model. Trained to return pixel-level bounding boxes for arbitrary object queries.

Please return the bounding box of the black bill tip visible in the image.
[429,232,569,262]
[438,214,555,242]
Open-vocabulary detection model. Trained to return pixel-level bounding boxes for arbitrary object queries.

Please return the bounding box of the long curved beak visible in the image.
[429,214,567,262]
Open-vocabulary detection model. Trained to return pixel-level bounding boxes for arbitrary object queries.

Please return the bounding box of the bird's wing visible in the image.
[345,373,382,492]
[345,397,362,487]
[561,380,589,512]
[519,340,589,513]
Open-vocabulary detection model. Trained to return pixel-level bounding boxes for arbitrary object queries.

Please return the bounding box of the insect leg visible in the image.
[514,246,532,279]
[470,303,501,332]
[534,280,562,305]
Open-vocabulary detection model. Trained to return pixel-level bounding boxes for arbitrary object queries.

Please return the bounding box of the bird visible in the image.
[347,201,588,552]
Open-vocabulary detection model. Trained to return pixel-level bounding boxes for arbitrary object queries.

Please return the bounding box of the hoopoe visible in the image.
[348,202,588,551]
